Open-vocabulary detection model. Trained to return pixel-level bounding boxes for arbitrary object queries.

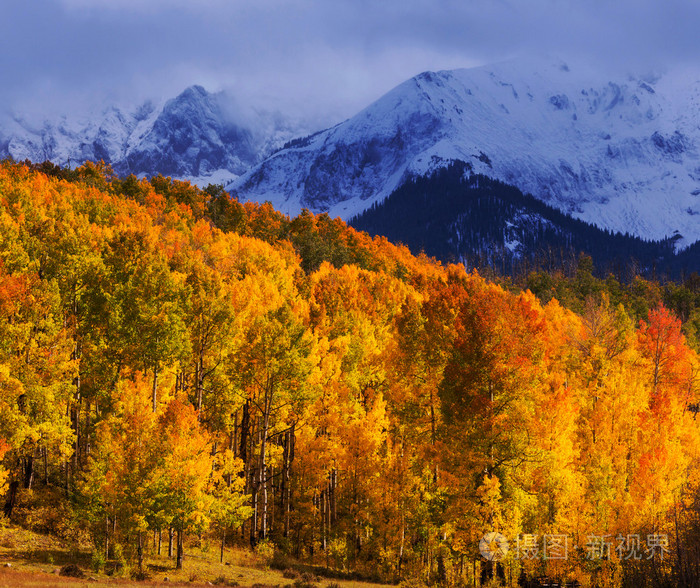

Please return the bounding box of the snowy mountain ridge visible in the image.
[0,86,311,188]
[230,59,700,248]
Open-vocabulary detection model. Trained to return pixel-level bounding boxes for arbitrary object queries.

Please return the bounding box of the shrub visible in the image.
[270,550,293,570]
[59,564,84,578]
[255,538,275,564]
[131,568,152,581]
[213,576,240,586]
[91,550,106,573]
[294,574,318,588]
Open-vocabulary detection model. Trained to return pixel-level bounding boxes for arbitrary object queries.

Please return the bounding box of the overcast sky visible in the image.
[3,0,700,123]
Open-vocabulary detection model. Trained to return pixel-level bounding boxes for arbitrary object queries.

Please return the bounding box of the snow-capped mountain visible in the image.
[0,86,309,187]
[7,59,700,251]
[231,60,700,248]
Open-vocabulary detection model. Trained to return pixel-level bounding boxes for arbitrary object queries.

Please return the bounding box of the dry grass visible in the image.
[0,562,389,588]
[0,525,389,588]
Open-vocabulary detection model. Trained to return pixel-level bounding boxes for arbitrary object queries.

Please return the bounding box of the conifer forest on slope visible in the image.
[2,161,700,587]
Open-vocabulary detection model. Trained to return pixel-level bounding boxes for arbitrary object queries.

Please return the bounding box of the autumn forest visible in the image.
[2,160,700,587]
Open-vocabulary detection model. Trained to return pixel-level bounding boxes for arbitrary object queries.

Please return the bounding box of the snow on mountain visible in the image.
[0,86,310,188]
[230,59,700,247]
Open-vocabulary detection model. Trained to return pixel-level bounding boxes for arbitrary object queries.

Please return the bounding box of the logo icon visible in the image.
[479,531,509,561]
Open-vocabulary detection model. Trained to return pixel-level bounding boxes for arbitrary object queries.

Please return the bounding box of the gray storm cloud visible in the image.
[2,0,700,120]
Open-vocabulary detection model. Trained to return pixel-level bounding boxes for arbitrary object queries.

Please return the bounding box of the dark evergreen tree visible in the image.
[350,161,694,279]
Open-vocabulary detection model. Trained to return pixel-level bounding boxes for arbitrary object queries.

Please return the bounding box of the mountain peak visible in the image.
[0,85,313,187]
[174,85,212,103]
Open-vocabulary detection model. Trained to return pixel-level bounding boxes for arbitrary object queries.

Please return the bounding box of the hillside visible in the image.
[1,161,700,587]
